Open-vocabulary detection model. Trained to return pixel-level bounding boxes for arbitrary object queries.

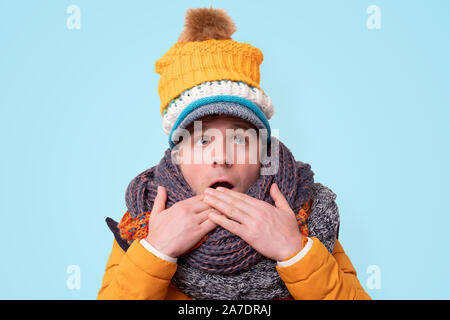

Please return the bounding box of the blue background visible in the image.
[1,0,449,299]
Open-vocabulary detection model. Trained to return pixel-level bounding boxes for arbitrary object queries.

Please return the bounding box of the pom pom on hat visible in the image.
[178,6,237,42]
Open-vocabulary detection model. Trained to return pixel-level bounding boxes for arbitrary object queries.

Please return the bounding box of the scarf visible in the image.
[106,137,340,299]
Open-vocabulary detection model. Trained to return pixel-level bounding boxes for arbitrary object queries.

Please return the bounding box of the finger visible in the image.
[203,193,248,224]
[207,211,243,236]
[193,207,219,222]
[186,197,215,213]
[182,194,211,207]
[170,194,212,213]
[197,217,219,235]
[215,187,260,207]
[205,188,256,217]
[152,185,167,214]
[270,183,290,210]
[184,193,206,203]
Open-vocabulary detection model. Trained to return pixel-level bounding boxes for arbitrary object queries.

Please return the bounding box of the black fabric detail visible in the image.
[105,217,130,252]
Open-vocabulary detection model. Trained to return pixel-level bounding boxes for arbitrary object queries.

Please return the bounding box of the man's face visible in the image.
[174,115,262,195]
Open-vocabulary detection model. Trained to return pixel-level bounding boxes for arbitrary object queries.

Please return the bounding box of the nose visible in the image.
[212,158,232,167]
[212,152,233,167]
[210,140,233,168]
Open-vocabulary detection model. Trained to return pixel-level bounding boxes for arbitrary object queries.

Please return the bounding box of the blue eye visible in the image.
[196,136,211,146]
[233,135,246,145]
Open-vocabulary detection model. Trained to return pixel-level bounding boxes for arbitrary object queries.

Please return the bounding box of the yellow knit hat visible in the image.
[156,38,266,116]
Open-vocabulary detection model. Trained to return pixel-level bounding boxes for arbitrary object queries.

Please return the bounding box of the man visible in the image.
[97,7,370,300]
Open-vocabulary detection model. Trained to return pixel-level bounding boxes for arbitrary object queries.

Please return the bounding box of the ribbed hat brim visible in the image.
[169,101,271,149]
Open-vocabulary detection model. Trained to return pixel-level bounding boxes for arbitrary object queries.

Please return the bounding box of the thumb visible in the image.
[152,185,167,214]
[270,183,291,211]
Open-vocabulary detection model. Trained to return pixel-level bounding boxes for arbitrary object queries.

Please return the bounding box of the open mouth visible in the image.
[209,181,234,190]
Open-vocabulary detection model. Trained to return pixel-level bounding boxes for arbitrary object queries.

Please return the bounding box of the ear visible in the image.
[171,148,183,165]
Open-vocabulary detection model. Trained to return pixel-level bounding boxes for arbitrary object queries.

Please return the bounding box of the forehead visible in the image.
[187,115,255,132]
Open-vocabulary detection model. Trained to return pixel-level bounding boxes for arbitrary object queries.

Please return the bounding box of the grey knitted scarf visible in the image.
[106,137,340,300]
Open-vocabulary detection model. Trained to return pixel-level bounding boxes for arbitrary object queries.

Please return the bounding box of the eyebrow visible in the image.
[201,122,253,130]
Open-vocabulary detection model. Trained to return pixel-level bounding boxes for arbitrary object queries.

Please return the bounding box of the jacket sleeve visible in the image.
[97,238,178,300]
[275,237,371,300]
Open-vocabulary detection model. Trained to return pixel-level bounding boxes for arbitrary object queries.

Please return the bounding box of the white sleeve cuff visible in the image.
[139,238,178,264]
[277,237,314,267]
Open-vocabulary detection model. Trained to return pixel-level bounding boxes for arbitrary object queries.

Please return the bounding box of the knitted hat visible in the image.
[155,7,274,149]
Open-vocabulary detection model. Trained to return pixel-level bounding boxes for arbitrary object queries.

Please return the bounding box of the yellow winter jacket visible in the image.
[97,236,371,300]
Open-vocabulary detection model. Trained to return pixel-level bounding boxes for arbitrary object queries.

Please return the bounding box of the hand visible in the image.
[145,186,219,258]
[202,183,303,261]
